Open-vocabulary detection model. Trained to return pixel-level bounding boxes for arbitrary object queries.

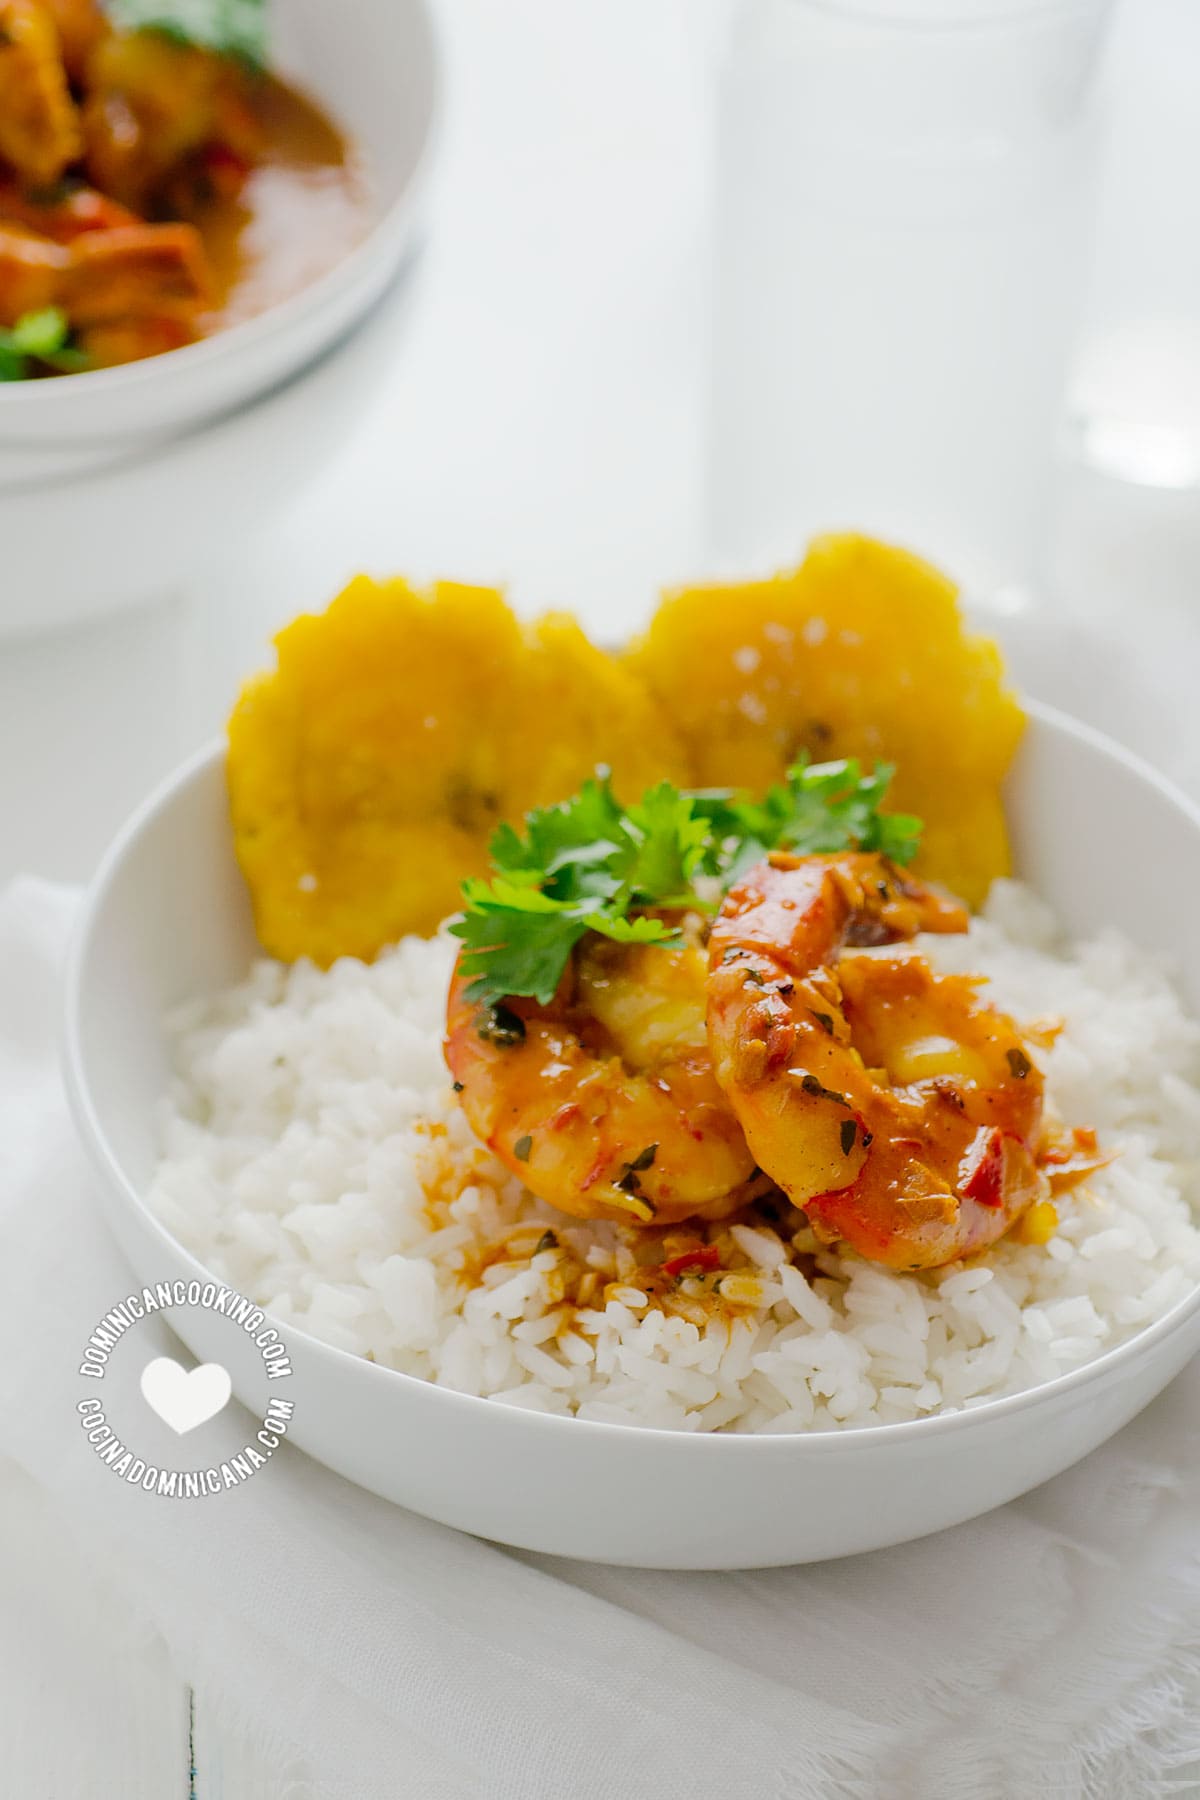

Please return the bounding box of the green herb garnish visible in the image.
[690,756,921,884]
[0,308,90,382]
[104,0,268,66]
[451,758,921,1008]
[453,773,707,1008]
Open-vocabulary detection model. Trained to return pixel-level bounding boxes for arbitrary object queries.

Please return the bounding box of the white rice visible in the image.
[147,882,1200,1432]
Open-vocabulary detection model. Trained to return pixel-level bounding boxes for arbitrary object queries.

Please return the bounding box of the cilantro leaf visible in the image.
[0,307,86,381]
[451,897,589,1008]
[489,775,625,896]
[10,308,69,358]
[698,758,922,873]
[613,782,712,905]
[104,0,268,65]
[451,776,698,1005]
[582,911,682,949]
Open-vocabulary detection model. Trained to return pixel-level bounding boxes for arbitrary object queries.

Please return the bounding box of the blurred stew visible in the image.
[0,0,371,377]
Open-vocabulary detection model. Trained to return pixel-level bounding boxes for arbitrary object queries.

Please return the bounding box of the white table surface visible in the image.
[3,0,1199,1792]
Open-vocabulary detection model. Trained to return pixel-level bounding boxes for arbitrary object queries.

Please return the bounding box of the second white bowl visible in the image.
[0,0,439,462]
[0,264,420,635]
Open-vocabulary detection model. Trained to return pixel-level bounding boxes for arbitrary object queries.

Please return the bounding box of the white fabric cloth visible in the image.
[2,878,1200,1798]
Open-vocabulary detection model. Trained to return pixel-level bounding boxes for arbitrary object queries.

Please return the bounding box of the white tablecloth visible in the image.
[5,876,1200,1799]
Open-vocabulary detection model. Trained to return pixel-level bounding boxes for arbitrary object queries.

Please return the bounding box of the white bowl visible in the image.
[0,0,439,460]
[0,0,438,634]
[64,702,1200,1568]
[0,262,420,637]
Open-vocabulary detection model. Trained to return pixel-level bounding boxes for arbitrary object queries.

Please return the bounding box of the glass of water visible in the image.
[706,0,1115,597]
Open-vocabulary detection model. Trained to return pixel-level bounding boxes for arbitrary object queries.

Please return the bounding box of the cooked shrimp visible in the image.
[446,926,763,1226]
[0,177,139,241]
[0,0,83,187]
[65,221,212,323]
[707,852,1046,1269]
[75,313,193,367]
[41,0,107,83]
[82,31,262,213]
[0,221,65,321]
[0,214,210,332]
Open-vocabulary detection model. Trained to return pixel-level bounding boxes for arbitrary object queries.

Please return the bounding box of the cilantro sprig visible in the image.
[0,309,89,382]
[104,0,268,66]
[451,758,921,1008]
[454,776,702,1007]
[691,757,922,886]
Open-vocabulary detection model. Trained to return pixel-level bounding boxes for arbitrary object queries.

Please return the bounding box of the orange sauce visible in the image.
[415,1117,805,1335]
[192,75,373,333]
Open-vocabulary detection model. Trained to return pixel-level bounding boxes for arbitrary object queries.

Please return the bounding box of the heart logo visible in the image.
[140,1357,232,1435]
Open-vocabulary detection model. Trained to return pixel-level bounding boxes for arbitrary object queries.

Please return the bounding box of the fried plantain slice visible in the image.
[624,533,1024,908]
[228,577,687,963]
[514,610,690,807]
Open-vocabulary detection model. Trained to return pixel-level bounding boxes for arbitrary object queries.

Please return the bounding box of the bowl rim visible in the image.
[62,697,1200,1457]
[0,0,442,420]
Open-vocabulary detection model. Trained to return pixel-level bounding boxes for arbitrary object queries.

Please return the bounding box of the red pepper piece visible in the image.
[958,1126,1005,1208]
[661,1244,722,1279]
[201,143,253,202]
